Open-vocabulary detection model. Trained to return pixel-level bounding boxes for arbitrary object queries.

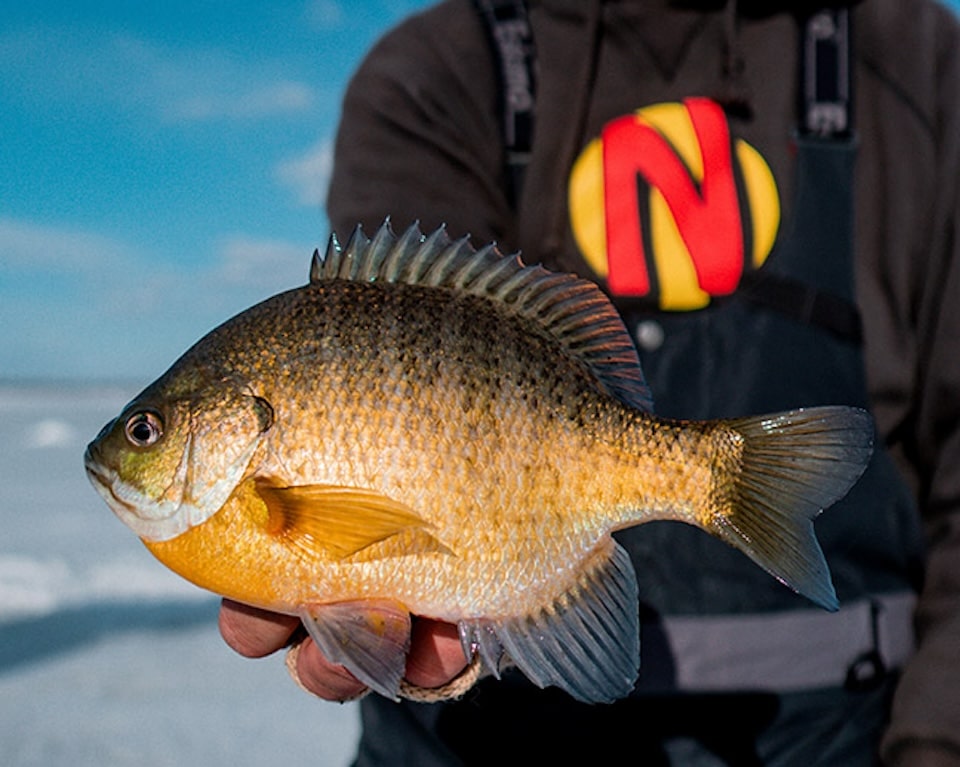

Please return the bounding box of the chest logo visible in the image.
[569,98,780,310]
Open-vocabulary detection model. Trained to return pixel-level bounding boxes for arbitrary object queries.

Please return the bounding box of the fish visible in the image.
[84,221,873,704]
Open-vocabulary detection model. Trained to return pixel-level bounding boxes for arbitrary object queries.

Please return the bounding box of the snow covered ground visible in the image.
[0,384,359,766]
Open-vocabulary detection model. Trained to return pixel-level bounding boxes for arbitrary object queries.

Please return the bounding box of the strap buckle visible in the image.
[801,9,852,138]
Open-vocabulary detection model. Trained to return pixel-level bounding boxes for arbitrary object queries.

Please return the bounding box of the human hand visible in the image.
[218,598,470,701]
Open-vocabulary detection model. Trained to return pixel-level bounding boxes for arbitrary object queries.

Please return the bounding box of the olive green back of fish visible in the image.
[188,236,649,583]
[160,223,664,572]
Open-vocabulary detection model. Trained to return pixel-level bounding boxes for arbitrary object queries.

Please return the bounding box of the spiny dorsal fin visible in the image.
[312,220,653,412]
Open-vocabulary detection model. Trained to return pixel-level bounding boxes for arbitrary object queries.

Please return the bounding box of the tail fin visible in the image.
[711,406,874,611]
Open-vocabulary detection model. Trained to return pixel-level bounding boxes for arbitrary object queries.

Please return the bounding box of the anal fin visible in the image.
[459,540,640,703]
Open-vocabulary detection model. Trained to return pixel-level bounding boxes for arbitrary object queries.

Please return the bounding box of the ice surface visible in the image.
[0,384,360,766]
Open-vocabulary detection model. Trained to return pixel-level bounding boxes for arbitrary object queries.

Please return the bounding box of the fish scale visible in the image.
[85,221,874,703]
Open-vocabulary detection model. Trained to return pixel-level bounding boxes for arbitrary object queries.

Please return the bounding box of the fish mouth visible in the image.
[84,455,141,517]
[83,443,131,509]
[83,444,188,542]
[83,444,122,506]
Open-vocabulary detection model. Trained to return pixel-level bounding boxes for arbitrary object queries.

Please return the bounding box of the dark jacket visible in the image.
[327,1,960,762]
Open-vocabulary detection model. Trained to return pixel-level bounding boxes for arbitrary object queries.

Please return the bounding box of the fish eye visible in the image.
[124,411,164,448]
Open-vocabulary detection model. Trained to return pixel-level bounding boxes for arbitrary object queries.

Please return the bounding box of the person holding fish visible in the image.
[84,0,959,765]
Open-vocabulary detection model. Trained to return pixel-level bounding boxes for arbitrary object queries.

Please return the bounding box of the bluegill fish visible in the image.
[84,222,872,703]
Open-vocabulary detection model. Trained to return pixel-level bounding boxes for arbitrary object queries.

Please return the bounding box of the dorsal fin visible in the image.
[312,220,653,411]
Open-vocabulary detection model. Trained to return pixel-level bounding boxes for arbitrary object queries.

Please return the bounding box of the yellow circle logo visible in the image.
[569,98,780,310]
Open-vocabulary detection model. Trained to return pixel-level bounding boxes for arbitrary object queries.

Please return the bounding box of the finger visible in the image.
[404,618,469,688]
[294,638,369,701]
[218,598,301,658]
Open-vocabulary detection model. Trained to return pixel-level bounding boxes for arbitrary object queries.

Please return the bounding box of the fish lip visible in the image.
[83,446,186,540]
[86,464,140,517]
[83,443,112,492]
[83,451,144,518]
[83,444,112,497]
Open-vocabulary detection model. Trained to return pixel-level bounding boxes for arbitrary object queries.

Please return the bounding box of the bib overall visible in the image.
[351,7,924,766]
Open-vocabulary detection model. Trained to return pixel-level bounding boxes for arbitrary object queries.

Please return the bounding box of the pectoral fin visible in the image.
[255,480,442,559]
[299,600,412,700]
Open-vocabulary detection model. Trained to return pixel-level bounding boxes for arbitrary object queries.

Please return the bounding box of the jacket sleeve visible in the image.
[879,4,960,764]
[326,1,515,250]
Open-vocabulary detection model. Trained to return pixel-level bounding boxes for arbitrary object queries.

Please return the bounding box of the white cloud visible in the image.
[275,139,333,207]
[0,27,318,124]
[0,216,311,302]
[306,0,347,29]
[137,37,319,123]
[0,216,132,273]
[0,215,318,379]
[24,418,80,449]
[170,80,315,122]
[215,235,313,289]
[0,217,193,333]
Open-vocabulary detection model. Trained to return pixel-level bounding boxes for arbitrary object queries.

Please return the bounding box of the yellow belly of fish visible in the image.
[143,397,715,621]
[144,479,605,620]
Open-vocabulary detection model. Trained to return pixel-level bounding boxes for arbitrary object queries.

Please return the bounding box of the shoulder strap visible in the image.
[472,0,536,207]
[475,2,861,343]
[739,7,862,343]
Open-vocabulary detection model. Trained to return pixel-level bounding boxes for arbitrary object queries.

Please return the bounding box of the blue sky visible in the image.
[0,0,432,382]
[2,1,959,383]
